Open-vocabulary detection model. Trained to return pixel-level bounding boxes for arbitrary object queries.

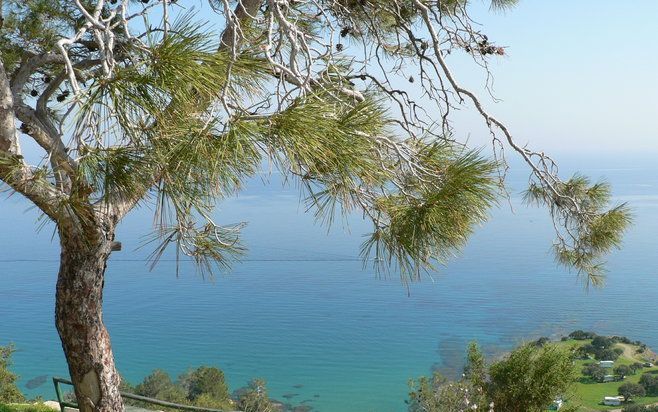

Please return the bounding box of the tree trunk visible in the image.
[55,224,124,412]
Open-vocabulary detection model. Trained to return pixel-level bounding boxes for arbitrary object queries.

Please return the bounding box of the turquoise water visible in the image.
[2,155,658,411]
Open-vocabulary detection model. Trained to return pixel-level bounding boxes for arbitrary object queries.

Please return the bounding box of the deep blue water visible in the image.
[2,154,658,412]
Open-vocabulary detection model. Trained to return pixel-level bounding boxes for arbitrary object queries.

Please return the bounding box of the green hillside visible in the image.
[553,335,658,411]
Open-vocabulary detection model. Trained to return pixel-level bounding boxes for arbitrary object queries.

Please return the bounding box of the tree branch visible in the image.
[10,53,77,181]
[0,58,66,220]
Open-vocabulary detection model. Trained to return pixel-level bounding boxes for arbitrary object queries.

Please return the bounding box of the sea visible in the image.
[1,153,658,412]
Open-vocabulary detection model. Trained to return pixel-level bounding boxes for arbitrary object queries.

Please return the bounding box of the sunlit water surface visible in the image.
[2,155,658,412]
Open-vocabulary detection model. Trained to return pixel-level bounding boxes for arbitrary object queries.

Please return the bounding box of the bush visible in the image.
[0,345,24,404]
[235,379,275,412]
[623,406,658,412]
[639,373,658,396]
[568,330,595,340]
[615,365,632,378]
[618,382,645,401]
[582,363,606,382]
[591,336,613,349]
[131,366,232,410]
[489,343,576,412]
[134,369,176,399]
[612,336,633,344]
[0,404,57,412]
[631,362,645,374]
[533,337,550,347]
[596,348,621,361]
[179,366,230,404]
[131,369,187,410]
[193,393,229,409]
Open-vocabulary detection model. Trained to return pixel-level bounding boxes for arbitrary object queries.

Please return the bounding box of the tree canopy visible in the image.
[0,0,630,283]
[0,345,24,404]
[408,341,577,412]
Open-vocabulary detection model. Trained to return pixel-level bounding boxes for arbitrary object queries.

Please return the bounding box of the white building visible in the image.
[599,360,614,368]
[603,375,616,382]
[603,396,623,406]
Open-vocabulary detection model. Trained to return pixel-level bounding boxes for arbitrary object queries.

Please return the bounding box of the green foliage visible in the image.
[639,373,658,396]
[0,345,24,404]
[569,330,596,340]
[131,366,232,410]
[0,1,80,70]
[464,342,486,391]
[133,369,182,401]
[408,372,488,412]
[2,0,627,283]
[235,379,275,412]
[582,363,606,383]
[577,334,623,361]
[0,404,57,412]
[179,366,229,404]
[363,146,499,280]
[624,405,658,412]
[408,340,576,412]
[72,15,272,272]
[632,363,645,374]
[619,382,646,401]
[592,335,614,348]
[488,343,576,412]
[525,175,632,286]
[263,93,389,186]
[407,343,490,411]
[616,365,633,377]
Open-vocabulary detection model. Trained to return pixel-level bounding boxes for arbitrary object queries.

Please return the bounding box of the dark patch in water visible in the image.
[25,375,48,390]
[292,384,304,388]
[434,336,465,379]
[292,406,312,412]
[282,393,299,399]
[313,394,320,398]
[301,399,314,404]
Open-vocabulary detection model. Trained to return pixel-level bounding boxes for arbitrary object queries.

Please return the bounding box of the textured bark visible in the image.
[55,224,124,412]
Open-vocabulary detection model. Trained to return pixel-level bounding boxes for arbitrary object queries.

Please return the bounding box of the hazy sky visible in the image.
[17,1,657,162]
[157,1,658,156]
[443,1,658,155]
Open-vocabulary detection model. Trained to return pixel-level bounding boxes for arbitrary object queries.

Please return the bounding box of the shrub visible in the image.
[639,373,658,396]
[134,369,176,399]
[131,366,232,410]
[0,404,58,412]
[623,406,658,412]
[193,393,229,409]
[489,343,576,412]
[582,363,606,382]
[596,348,621,361]
[179,366,230,404]
[612,336,633,344]
[591,336,613,349]
[0,345,24,404]
[533,337,551,347]
[618,382,645,401]
[568,330,595,340]
[631,362,645,374]
[615,365,632,378]
[235,379,275,412]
